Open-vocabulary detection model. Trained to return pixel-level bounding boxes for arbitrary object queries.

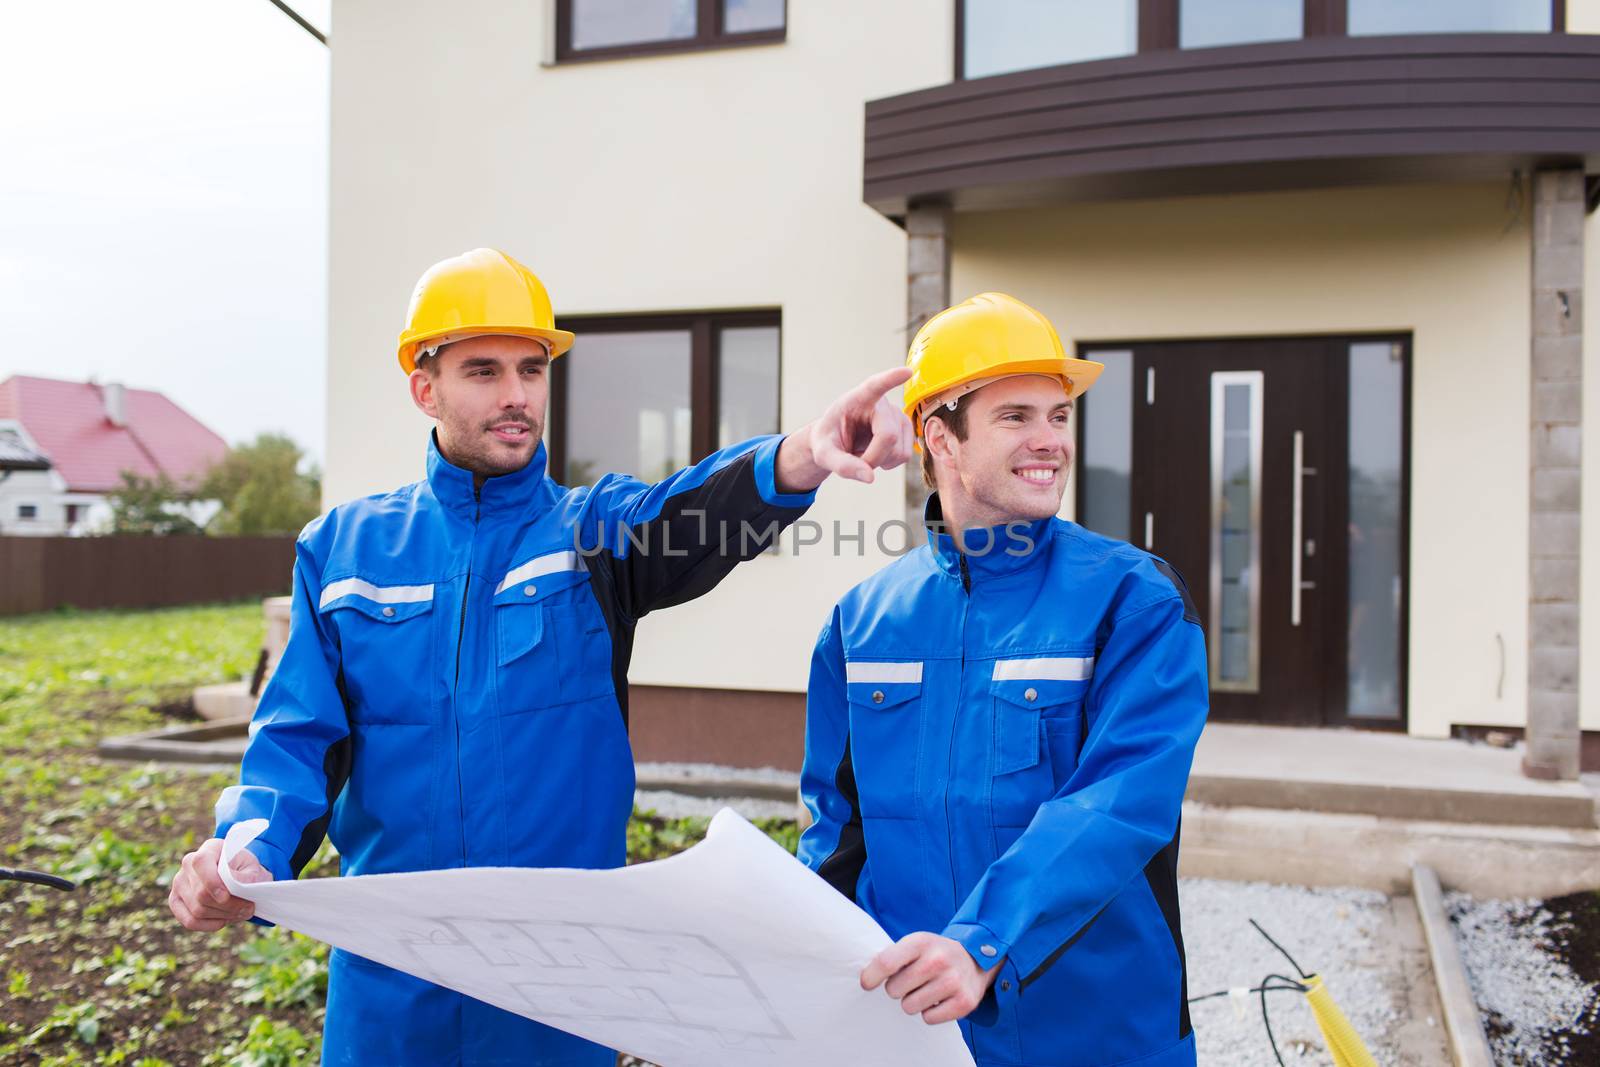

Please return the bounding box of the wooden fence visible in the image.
[0,535,295,616]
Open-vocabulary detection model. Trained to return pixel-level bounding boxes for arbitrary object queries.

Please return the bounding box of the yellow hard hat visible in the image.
[396,248,577,374]
[903,292,1103,436]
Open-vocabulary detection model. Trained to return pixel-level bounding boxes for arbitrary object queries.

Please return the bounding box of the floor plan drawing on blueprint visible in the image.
[219,809,976,1066]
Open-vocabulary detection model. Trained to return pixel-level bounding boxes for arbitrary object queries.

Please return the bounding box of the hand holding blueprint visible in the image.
[219,809,975,1067]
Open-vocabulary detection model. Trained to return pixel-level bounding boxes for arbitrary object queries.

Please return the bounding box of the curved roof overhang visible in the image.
[864,33,1600,218]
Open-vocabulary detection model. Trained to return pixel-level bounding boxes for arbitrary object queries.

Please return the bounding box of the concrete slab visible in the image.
[193,681,255,722]
[96,717,252,765]
[1182,801,1600,898]
[1191,723,1597,828]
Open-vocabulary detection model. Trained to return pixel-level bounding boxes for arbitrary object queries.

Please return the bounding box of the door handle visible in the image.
[1291,431,1317,626]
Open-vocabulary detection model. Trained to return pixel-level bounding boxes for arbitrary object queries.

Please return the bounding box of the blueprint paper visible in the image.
[219,809,975,1067]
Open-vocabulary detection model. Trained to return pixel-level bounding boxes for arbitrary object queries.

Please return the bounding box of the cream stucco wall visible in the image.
[950,183,1537,739]
[1570,0,1600,33]
[327,0,950,692]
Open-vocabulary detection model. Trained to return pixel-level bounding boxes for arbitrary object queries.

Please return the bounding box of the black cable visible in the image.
[1250,918,1311,979]
[1188,979,1306,1004]
[0,867,76,891]
[1262,978,1284,1066]
[264,0,328,46]
[1187,917,1316,1066]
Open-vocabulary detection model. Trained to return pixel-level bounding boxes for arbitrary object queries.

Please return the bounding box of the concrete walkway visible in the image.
[1190,723,1597,828]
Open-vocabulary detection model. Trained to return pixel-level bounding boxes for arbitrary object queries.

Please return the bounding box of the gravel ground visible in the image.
[634,761,800,788]
[632,761,802,821]
[633,788,798,821]
[1447,891,1600,1065]
[1184,879,1436,1066]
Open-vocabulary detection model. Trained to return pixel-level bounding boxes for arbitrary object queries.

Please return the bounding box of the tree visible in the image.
[201,433,321,536]
[106,472,205,535]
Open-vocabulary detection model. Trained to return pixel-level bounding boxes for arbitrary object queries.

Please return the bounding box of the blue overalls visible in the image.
[215,433,814,1066]
[798,498,1209,1067]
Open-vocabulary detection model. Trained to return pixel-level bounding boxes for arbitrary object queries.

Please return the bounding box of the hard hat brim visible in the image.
[907,356,1105,433]
[397,325,577,375]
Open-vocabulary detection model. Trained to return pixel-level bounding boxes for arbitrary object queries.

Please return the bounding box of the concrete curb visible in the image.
[96,716,253,764]
[1411,863,1495,1067]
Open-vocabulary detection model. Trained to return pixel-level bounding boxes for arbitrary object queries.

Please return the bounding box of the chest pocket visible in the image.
[319,578,437,725]
[989,657,1093,824]
[493,553,610,713]
[844,662,923,819]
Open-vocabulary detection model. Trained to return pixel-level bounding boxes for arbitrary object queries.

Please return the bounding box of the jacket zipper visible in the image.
[943,551,972,924]
[452,487,480,865]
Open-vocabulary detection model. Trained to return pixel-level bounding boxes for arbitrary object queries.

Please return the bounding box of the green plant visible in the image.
[231,930,328,1011]
[207,1015,316,1067]
[53,829,157,885]
[26,1000,104,1047]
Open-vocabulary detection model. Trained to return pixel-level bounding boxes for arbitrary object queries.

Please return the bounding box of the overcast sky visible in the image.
[0,0,331,463]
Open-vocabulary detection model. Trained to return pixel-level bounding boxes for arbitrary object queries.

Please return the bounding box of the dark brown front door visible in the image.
[1077,336,1410,729]
[1133,340,1329,724]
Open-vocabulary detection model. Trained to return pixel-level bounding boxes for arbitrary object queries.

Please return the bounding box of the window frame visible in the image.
[548,308,782,485]
[955,0,1564,78]
[554,0,786,64]
[16,503,38,521]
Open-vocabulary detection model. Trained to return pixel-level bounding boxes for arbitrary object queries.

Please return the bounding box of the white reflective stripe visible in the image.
[318,577,434,610]
[991,657,1095,682]
[845,661,923,685]
[495,551,582,594]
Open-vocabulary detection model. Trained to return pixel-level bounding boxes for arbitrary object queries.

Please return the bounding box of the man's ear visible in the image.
[924,415,956,469]
[409,368,440,419]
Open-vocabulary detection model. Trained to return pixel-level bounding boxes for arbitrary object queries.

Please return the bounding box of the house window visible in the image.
[17,504,37,520]
[1181,0,1303,49]
[961,0,1138,78]
[1348,0,1552,35]
[1076,350,1134,543]
[555,0,785,63]
[958,0,1562,77]
[65,504,83,525]
[552,311,781,486]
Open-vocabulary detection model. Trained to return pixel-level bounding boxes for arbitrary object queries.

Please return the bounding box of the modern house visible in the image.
[325,1,1600,777]
[0,375,227,535]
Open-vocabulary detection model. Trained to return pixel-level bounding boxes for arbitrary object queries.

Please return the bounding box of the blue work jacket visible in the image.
[215,433,814,1067]
[798,497,1209,1067]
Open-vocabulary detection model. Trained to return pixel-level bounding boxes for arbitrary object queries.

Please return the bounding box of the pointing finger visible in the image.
[852,366,912,405]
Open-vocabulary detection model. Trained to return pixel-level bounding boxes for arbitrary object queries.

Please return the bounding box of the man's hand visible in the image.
[776,367,914,492]
[168,836,272,932]
[861,931,1001,1025]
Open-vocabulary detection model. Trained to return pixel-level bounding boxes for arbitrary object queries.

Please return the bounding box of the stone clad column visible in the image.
[1525,168,1584,781]
[904,201,951,535]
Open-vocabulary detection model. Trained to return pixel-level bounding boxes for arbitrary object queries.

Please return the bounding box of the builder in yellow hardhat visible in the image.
[170,248,915,1066]
[797,293,1210,1066]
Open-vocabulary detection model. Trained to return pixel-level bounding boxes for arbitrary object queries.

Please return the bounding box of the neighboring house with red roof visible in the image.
[0,375,228,536]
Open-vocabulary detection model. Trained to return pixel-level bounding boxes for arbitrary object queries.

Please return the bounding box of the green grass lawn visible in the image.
[0,603,779,1066]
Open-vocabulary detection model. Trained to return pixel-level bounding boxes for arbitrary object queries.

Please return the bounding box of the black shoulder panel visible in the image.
[1153,559,1201,626]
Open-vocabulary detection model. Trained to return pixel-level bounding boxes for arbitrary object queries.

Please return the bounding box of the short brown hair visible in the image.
[919,394,971,490]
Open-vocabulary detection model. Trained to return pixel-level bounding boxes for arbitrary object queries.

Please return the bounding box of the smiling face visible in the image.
[408,334,551,479]
[923,374,1074,531]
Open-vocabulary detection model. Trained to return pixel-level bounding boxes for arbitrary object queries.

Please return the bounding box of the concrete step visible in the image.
[1190,723,1598,829]
[1181,801,1600,898]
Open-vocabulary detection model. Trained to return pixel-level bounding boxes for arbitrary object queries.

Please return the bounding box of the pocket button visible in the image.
[382,606,395,618]
[872,690,885,704]
[524,585,537,596]
[1024,687,1037,702]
